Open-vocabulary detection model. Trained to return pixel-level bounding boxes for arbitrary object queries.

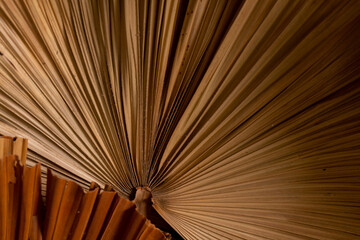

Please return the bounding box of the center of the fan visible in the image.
[133,186,152,218]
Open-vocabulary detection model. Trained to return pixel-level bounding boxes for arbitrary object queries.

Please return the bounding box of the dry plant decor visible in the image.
[1,0,360,239]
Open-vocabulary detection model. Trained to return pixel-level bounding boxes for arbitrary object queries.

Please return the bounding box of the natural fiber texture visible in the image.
[0,136,166,240]
[1,0,360,239]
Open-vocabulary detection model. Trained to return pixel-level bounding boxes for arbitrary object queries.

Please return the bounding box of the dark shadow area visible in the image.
[147,206,183,240]
[128,187,183,239]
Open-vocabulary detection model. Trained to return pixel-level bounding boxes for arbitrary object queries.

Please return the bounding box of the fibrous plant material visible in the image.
[1,0,360,239]
[0,136,166,240]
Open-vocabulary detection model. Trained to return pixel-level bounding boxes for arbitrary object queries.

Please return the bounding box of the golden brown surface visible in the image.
[1,0,360,239]
[0,136,166,240]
